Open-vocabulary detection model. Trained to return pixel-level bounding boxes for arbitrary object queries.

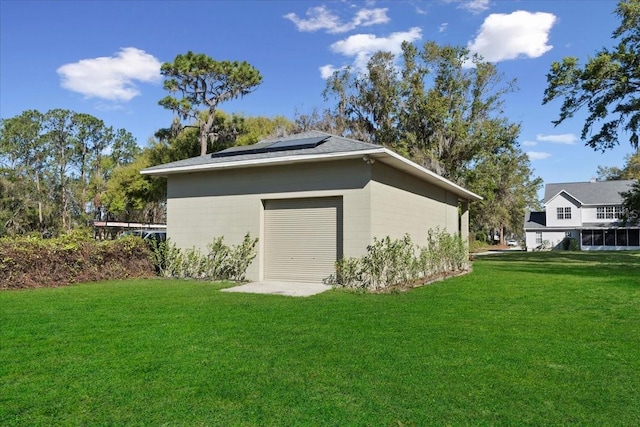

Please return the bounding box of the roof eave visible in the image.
[140,149,386,176]
[371,148,482,201]
[544,190,583,207]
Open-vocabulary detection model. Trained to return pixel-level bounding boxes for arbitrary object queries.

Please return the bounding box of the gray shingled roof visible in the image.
[544,180,635,205]
[524,211,546,229]
[142,130,380,172]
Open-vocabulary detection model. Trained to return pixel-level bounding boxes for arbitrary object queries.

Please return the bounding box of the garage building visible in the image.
[141,131,482,283]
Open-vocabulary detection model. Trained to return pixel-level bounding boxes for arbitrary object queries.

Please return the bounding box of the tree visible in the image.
[322,52,401,147]
[293,106,344,135]
[0,109,141,235]
[543,0,640,151]
[400,42,518,182]
[465,146,542,244]
[623,149,640,179]
[42,109,78,230]
[621,180,640,224]
[0,110,47,230]
[322,41,518,183]
[597,165,625,181]
[597,148,640,180]
[73,113,107,215]
[102,153,163,223]
[236,115,294,145]
[159,51,262,156]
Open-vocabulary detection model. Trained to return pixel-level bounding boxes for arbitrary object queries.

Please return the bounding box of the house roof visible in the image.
[544,180,635,205]
[141,130,482,201]
[524,211,546,229]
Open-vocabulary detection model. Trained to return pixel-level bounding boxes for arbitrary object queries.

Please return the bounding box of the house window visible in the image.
[536,232,542,245]
[606,206,614,219]
[616,229,628,246]
[615,206,623,219]
[598,206,623,219]
[581,229,640,247]
[557,207,571,220]
[593,230,604,245]
[605,230,616,246]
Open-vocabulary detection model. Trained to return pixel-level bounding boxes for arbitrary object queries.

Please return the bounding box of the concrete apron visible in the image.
[221,281,332,297]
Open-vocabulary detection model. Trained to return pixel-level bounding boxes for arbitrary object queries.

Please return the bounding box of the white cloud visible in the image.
[284,6,389,34]
[527,151,551,161]
[460,0,490,14]
[536,133,578,144]
[439,23,448,33]
[522,140,538,147]
[57,47,161,102]
[443,0,490,14]
[319,64,344,79]
[325,27,422,75]
[467,11,556,62]
[331,27,422,56]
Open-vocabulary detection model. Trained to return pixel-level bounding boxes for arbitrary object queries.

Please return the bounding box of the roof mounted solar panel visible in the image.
[211,135,330,158]
[267,136,329,151]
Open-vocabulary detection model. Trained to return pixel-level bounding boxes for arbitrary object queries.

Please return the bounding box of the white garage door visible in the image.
[264,197,343,282]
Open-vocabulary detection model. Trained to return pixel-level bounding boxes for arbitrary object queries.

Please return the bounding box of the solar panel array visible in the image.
[211,136,330,158]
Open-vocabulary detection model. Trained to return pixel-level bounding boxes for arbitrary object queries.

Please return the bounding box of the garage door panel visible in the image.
[264,197,342,282]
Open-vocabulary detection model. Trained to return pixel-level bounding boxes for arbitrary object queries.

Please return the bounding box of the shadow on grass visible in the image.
[475,251,640,286]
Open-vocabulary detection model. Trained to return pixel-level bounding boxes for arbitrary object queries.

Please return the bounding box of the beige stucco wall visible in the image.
[369,162,461,247]
[166,158,469,282]
[166,159,373,281]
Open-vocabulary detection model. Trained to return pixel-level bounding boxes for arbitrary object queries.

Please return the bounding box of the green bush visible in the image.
[561,237,580,251]
[0,232,155,289]
[153,233,258,282]
[326,228,470,291]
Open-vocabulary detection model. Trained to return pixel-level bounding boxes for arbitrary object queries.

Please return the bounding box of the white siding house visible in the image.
[524,180,639,251]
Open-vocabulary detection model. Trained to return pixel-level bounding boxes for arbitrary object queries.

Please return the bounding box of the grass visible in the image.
[1,251,639,426]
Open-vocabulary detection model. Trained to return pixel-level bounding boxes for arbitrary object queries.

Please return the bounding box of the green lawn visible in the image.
[1,251,639,426]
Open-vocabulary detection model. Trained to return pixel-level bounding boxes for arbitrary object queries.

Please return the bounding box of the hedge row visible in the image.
[0,232,156,289]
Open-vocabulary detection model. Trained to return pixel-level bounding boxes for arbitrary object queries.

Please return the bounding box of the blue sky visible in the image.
[0,0,635,194]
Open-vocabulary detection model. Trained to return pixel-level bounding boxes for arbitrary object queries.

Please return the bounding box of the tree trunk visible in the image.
[81,148,87,213]
[199,131,207,156]
[35,170,43,228]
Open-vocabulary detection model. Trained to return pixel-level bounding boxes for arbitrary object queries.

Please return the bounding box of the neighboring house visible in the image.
[524,179,639,251]
[141,131,482,283]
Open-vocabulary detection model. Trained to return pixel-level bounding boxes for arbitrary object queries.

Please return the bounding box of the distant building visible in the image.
[524,180,639,251]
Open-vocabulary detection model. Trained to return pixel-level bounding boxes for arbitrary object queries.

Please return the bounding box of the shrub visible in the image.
[326,228,469,292]
[0,232,155,289]
[561,237,580,251]
[153,233,258,282]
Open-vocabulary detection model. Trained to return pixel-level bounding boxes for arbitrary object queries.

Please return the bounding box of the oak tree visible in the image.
[543,0,640,150]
